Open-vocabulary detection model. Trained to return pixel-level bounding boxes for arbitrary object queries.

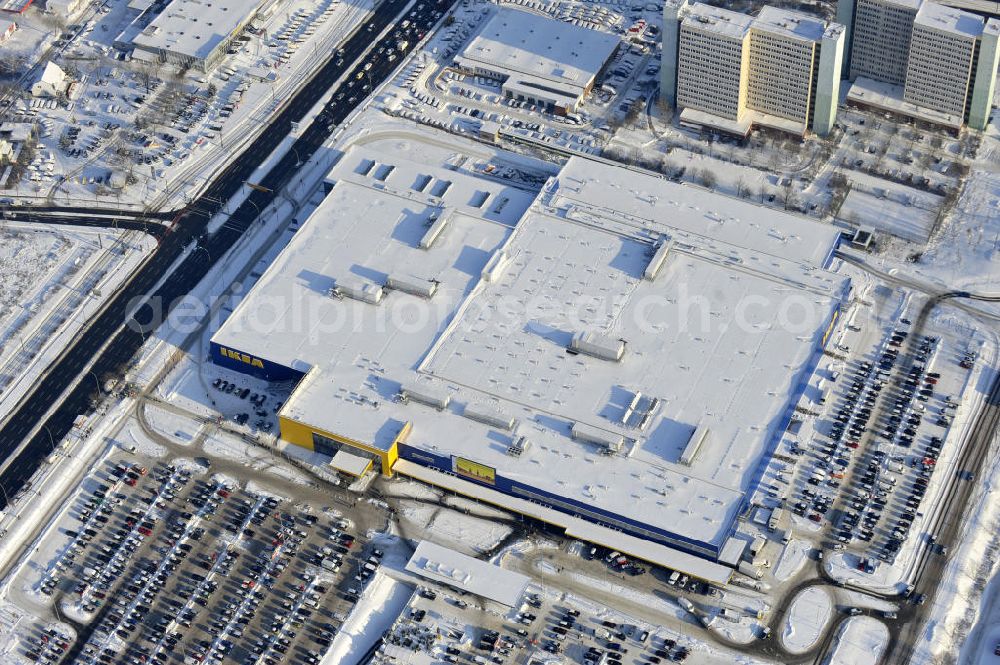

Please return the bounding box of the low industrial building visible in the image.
[405,540,530,608]
[41,0,84,18]
[662,1,845,137]
[838,0,1000,130]
[31,61,69,98]
[211,145,849,579]
[130,0,268,72]
[453,7,621,114]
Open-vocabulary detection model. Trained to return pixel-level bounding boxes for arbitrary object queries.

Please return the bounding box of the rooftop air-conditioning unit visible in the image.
[463,402,516,431]
[386,274,439,299]
[571,421,624,453]
[569,331,625,362]
[399,382,451,410]
[329,278,383,305]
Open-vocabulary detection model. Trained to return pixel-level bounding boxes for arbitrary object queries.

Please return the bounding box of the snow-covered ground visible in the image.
[4,0,374,210]
[823,616,889,665]
[773,540,811,583]
[921,398,1000,664]
[780,586,832,654]
[838,171,942,243]
[0,223,153,422]
[323,572,414,665]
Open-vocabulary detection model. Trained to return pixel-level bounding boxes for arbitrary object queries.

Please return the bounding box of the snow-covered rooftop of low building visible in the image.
[913,2,984,38]
[214,147,848,557]
[132,0,263,61]
[455,7,620,95]
[405,540,529,606]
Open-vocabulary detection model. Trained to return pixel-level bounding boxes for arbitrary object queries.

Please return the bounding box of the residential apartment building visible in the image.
[842,0,918,84]
[663,1,844,137]
[905,4,987,119]
[837,0,1000,130]
[674,6,751,121]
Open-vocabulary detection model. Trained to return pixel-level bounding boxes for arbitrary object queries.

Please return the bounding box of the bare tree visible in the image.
[782,178,796,210]
[735,176,749,198]
[698,168,718,189]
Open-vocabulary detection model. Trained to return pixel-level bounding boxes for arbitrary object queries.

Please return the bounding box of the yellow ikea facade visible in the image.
[277,414,410,478]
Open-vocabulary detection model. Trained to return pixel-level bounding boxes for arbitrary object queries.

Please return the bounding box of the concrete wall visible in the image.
[813,28,846,136]
[968,20,1000,130]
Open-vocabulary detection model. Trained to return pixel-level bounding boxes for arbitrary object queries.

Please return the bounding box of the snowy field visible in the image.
[823,616,889,665]
[773,540,811,583]
[781,586,832,654]
[838,176,941,243]
[0,223,153,421]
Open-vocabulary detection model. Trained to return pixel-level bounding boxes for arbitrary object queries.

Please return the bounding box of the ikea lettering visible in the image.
[220,347,264,369]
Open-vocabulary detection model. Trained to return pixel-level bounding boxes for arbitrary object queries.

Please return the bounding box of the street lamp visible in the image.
[89,371,102,395]
[42,425,56,453]
[0,482,12,512]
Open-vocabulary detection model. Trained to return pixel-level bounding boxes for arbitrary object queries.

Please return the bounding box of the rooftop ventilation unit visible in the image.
[569,331,625,362]
[679,424,709,466]
[643,238,672,281]
[398,382,451,410]
[481,249,512,283]
[571,421,624,454]
[329,278,383,305]
[420,210,452,249]
[463,402,516,431]
[507,435,530,457]
[386,274,439,299]
[622,392,659,429]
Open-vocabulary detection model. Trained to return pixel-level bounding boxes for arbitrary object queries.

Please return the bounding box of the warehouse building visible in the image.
[130,0,269,72]
[453,7,621,114]
[211,145,849,577]
[663,1,845,137]
[838,0,1000,130]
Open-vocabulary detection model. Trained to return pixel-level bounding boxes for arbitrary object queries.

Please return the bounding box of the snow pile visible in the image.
[823,617,888,665]
[322,573,414,665]
[920,407,1000,663]
[780,586,832,654]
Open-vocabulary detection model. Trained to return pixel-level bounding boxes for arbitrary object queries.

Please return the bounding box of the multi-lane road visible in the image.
[0,0,451,504]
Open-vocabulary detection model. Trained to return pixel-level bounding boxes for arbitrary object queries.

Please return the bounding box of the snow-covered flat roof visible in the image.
[552,157,839,267]
[214,146,847,559]
[406,540,530,606]
[913,2,983,38]
[847,77,964,130]
[456,8,620,96]
[753,6,828,42]
[132,0,262,61]
[682,4,753,40]
[396,460,733,584]
[872,0,921,11]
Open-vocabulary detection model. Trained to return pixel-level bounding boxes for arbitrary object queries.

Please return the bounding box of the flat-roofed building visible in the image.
[905,4,982,118]
[844,0,918,85]
[130,0,268,72]
[664,1,844,137]
[211,140,850,575]
[675,5,751,121]
[453,7,620,114]
[838,0,999,130]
